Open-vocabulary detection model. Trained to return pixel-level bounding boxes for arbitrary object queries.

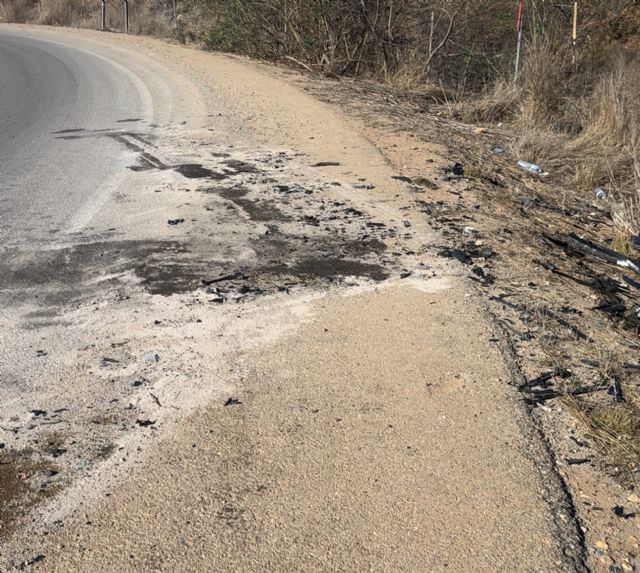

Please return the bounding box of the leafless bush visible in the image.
[0,0,37,22]
[38,0,95,26]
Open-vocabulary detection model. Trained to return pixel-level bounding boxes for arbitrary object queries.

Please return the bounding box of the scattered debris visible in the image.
[35,350,47,357]
[207,287,226,304]
[136,419,156,427]
[201,271,247,286]
[613,505,636,519]
[519,368,572,391]
[29,410,47,418]
[19,555,45,570]
[566,457,591,466]
[594,187,607,200]
[609,378,624,403]
[168,218,185,226]
[521,383,609,404]
[311,161,341,167]
[224,397,242,407]
[517,160,542,175]
[444,162,464,177]
[144,353,159,363]
[566,233,640,276]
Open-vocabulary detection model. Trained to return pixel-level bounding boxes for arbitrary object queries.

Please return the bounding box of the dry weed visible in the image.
[0,0,35,22]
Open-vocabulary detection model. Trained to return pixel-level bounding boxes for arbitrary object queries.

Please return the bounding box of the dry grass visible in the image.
[454,81,521,124]
[38,0,96,27]
[564,396,640,478]
[0,0,35,22]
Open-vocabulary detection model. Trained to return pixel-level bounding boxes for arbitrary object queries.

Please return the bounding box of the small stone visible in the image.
[144,353,159,363]
[621,562,634,572]
[628,494,640,504]
[595,540,610,551]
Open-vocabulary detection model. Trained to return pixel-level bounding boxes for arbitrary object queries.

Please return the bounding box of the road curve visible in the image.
[0,25,585,573]
[0,30,146,243]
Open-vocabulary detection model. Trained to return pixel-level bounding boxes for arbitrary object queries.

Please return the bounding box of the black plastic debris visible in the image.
[520,368,572,391]
[522,384,608,404]
[30,409,47,418]
[224,397,242,406]
[566,457,591,466]
[136,419,156,427]
[613,505,636,519]
[439,248,472,265]
[35,350,47,357]
[168,218,185,226]
[444,162,464,176]
[566,233,640,276]
[608,378,624,403]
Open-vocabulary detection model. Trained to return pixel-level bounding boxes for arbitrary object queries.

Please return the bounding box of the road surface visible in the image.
[0,25,584,572]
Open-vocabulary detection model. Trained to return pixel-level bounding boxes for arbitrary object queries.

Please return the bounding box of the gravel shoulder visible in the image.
[0,25,584,572]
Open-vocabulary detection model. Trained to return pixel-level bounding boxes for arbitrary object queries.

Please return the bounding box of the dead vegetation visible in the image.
[0,0,177,35]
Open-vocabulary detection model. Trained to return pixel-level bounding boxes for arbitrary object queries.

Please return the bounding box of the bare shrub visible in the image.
[455,81,521,123]
[0,0,37,22]
[38,0,95,26]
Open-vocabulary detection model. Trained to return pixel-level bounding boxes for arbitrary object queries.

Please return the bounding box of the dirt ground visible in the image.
[284,72,640,573]
[0,24,636,572]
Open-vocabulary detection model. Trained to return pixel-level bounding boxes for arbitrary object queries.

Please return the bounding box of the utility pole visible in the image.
[101,0,106,31]
[514,1,524,83]
[123,0,129,34]
[172,0,179,33]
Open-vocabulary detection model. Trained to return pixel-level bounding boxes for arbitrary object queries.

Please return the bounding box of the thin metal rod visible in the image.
[101,0,106,31]
[514,1,524,83]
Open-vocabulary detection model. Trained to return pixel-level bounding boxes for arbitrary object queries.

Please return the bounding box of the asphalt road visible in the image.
[0,30,153,245]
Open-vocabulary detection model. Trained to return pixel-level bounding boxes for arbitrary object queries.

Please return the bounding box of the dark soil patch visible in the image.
[0,240,191,303]
[0,451,59,539]
[229,199,291,222]
[264,258,389,282]
[174,164,228,180]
